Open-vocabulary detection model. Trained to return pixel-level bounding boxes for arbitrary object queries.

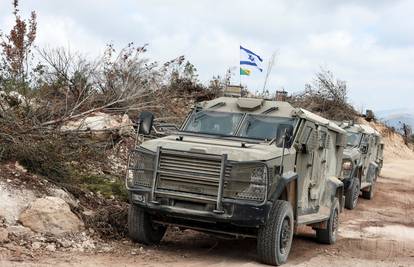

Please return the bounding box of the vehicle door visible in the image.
[376,139,384,169]
[359,133,370,183]
[295,121,328,215]
[309,125,329,209]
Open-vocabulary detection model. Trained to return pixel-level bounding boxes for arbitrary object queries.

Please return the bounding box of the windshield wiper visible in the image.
[244,121,251,133]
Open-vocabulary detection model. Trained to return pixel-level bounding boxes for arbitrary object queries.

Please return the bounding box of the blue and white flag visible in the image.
[240,45,263,72]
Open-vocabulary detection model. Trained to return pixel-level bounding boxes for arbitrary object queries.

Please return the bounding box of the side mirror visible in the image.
[137,111,154,135]
[275,125,293,148]
[284,130,293,148]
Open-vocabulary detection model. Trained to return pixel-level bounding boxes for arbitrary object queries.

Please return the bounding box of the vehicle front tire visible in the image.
[128,204,166,245]
[345,178,360,210]
[257,200,294,266]
[316,198,339,244]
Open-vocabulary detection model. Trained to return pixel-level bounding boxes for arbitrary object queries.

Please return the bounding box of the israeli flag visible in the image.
[240,45,263,72]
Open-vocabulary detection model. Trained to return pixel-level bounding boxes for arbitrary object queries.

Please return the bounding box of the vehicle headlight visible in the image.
[126,150,154,188]
[224,164,267,202]
[250,167,267,184]
[341,160,353,178]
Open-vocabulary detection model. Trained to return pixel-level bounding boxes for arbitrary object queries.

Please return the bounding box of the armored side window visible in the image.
[361,134,369,144]
[300,126,313,144]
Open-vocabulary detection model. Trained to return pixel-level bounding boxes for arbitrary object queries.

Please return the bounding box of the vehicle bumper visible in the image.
[128,187,272,229]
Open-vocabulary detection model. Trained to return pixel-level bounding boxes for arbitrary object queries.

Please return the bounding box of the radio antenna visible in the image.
[262,51,277,95]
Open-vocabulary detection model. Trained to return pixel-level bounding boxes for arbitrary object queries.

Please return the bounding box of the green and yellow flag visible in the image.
[240,67,251,76]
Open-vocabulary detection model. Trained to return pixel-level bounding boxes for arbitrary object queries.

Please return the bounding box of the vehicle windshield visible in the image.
[182,111,297,145]
[183,111,243,136]
[347,132,362,147]
[237,115,297,147]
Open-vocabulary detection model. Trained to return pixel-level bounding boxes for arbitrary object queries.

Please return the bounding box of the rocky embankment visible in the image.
[0,163,99,257]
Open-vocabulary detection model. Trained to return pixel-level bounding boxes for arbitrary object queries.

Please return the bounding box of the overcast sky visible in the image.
[1,0,413,112]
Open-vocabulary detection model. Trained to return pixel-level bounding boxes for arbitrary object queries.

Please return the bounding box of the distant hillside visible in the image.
[376,109,414,132]
[360,118,414,161]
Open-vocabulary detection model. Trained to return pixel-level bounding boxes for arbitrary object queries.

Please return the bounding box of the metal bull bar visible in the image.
[149,146,228,214]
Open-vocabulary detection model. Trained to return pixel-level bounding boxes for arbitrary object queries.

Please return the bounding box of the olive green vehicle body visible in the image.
[126,97,346,238]
[338,122,384,203]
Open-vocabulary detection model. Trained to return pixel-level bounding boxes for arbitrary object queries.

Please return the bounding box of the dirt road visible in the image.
[1,159,414,267]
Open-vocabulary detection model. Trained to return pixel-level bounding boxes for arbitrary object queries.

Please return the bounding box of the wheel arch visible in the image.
[269,171,299,220]
[327,177,344,212]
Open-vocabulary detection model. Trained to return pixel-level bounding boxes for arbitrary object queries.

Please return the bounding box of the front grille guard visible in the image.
[149,147,227,213]
[127,146,268,213]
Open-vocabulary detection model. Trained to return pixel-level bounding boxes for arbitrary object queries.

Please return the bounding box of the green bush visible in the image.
[78,174,128,201]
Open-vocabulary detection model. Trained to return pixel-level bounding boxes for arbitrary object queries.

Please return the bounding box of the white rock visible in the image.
[80,239,95,250]
[60,112,133,141]
[45,243,56,252]
[58,239,73,248]
[119,114,134,136]
[19,196,84,236]
[14,162,27,173]
[48,188,78,208]
[0,182,36,224]
[31,241,42,250]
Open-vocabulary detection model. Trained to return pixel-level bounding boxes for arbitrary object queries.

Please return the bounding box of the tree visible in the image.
[290,68,358,120]
[0,0,37,87]
[304,68,348,103]
[401,123,412,145]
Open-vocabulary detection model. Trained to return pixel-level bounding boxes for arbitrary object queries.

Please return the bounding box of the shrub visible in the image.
[290,68,359,121]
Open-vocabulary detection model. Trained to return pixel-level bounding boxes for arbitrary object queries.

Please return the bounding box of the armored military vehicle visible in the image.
[338,122,384,209]
[126,97,346,265]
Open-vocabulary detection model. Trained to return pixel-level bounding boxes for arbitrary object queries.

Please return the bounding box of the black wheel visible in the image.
[362,172,377,200]
[257,200,294,266]
[345,178,360,210]
[316,198,339,244]
[128,204,166,245]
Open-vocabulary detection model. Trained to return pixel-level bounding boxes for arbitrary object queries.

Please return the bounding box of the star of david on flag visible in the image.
[240,45,263,75]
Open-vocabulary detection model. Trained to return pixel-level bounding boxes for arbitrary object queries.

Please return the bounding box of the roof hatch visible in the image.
[236,98,264,111]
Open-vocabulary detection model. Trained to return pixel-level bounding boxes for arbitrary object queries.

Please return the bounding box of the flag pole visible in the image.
[239,44,242,87]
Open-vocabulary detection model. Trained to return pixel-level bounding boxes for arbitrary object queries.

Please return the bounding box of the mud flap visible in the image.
[269,171,299,220]
[270,171,299,201]
[327,177,344,212]
[366,162,378,184]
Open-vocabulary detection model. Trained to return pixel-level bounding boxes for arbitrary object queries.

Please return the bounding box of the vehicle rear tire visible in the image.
[362,171,377,200]
[128,204,166,245]
[345,178,360,210]
[257,200,294,266]
[316,198,339,244]
[362,182,375,199]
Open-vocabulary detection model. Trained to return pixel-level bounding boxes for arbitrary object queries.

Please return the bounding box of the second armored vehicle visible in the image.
[339,122,384,209]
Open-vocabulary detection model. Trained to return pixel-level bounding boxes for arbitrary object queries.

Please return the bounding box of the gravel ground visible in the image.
[1,158,414,267]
